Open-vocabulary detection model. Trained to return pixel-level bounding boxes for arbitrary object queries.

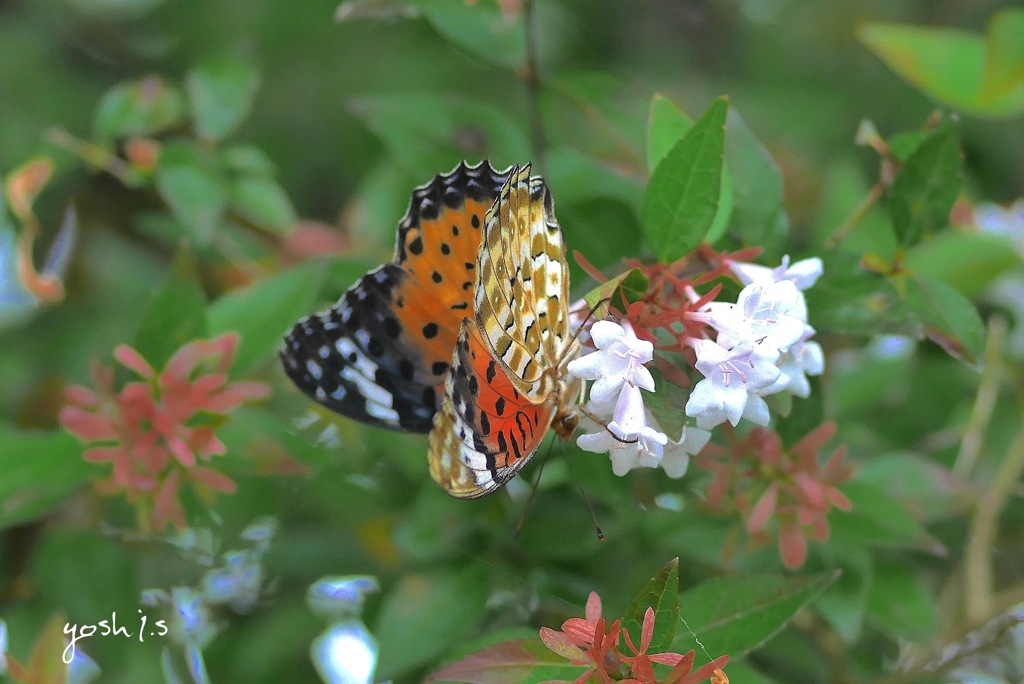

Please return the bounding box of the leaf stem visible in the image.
[823,182,885,249]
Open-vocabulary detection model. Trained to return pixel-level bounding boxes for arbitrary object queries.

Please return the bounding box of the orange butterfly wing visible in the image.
[280,161,511,432]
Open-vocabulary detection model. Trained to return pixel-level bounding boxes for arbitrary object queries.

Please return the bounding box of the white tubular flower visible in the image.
[576,407,708,479]
[689,280,806,358]
[577,418,668,476]
[685,338,781,429]
[567,320,655,406]
[570,320,674,474]
[708,255,827,402]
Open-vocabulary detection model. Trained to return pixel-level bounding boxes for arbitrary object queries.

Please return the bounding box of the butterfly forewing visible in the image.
[473,165,572,399]
[280,161,511,433]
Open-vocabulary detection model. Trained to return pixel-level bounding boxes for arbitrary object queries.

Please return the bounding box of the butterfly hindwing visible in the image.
[428,319,556,498]
[280,161,511,432]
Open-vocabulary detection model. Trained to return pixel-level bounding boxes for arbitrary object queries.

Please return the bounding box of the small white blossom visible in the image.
[577,408,708,479]
[577,417,668,476]
[567,320,654,406]
[690,255,827,407]
[704,280,807,354]
[685,338,781,429]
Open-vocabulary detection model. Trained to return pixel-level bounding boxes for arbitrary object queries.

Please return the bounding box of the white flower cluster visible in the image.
[684,256,825,429]
[565,256,824,479]
[567,320,709,479]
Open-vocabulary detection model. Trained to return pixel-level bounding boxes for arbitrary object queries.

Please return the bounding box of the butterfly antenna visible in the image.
[560,440,604,541]
[513,437,556,540]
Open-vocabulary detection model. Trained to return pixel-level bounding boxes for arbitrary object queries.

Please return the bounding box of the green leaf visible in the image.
[186,58,261,143]
[646,93,693,173]
[0,427,91,530]
[207,261,328,374]
[134,246,208,369]
[643,96,728,263]
[645,367,690,441]
[646,95,736,248]
[420,0,525,70]
[219,145,278,176]
[903,229,1023,297]
[228,175,297,235]
[830,481,940,553]
[581,267,648,316]
[858,22,1024,118]
[865,563,936,642]
[856,452,966,523]
[31,528,138,622]
[886,130,930,163]
[155,140,227,245]
[621,558,679,654]
[93,75,187,143]
[349,94,529,174]
[672,572,840,659]
[887,118,960,246]
[981,9,1024,100]
[547,72,649,176]
[804,254,911,336]
[725,108,789,251]
[425,638,587,683]
[374,566,489,679]
[902,275,985,364]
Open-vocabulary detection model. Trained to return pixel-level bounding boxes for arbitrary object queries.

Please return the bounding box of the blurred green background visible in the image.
[2,0,1023,682]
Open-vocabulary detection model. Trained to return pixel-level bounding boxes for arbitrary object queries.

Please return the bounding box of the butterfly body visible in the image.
[282,162,578,498]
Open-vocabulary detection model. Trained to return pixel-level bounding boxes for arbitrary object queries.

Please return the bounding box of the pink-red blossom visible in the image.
[696,423,853,569]
[59,333,270,531]
[541,591,729,684]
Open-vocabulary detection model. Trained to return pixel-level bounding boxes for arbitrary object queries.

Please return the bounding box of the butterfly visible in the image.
[281,161,579,498]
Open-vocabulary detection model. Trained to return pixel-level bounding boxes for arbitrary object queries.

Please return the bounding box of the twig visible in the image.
[964,423,1024,626]
[953,316,1006,478]
[521,0,546,171]
[824,182,885,249]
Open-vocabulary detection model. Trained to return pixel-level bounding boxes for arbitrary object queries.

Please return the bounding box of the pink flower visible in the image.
[59,333,270,531]
[540,592,729,684]
[696,423,853,569]
[540,592,621,683]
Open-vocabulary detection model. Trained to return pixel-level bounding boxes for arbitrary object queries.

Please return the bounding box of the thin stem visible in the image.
[47,127,144,187]
[522,0,547,171]
[953,316,1006,478]
[964,423,1024,626]
[823,182,885,249]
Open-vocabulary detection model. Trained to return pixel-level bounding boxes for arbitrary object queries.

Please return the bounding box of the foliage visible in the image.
[2,1,1024,683]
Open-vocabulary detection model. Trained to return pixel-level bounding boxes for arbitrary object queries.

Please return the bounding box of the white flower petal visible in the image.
[577,431,615,454]
[742,394,771,426]
[566,353,608,380]
[612,384,646,434]
[590,320,626,348]
[787,257,823,290]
